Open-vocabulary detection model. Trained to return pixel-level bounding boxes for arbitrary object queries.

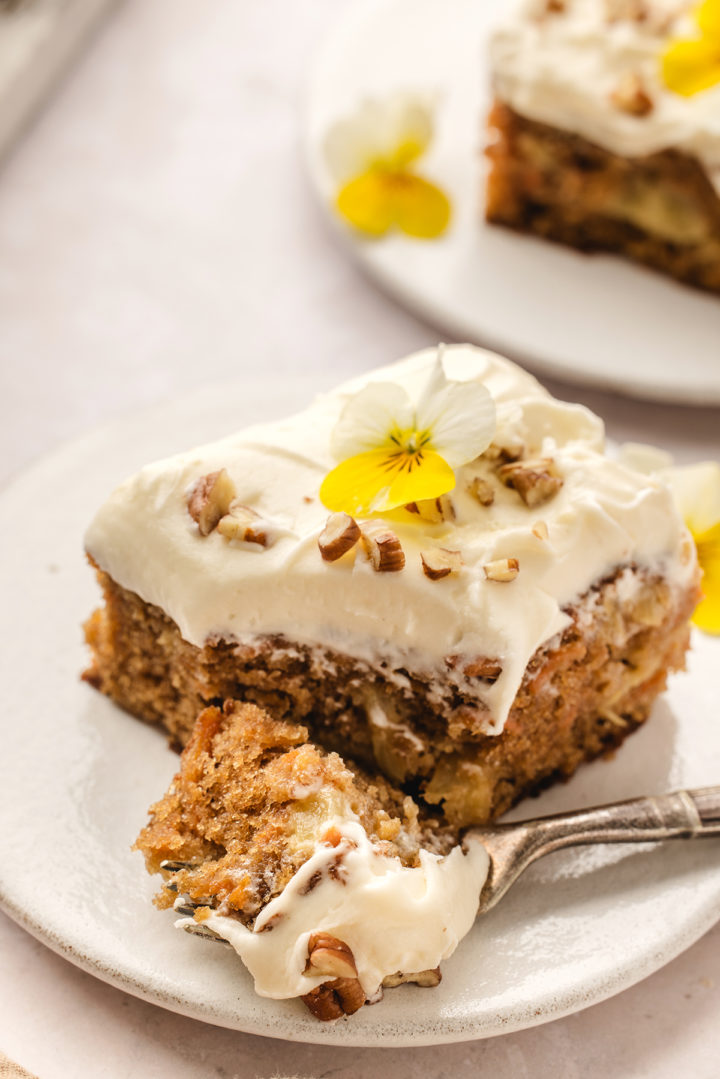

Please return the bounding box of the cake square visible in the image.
[486,0,720,294]
[84,345,700,831]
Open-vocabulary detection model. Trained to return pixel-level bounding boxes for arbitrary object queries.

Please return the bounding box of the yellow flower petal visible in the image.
[319,448,455,516]
[336,171,395,236]
[693,521,720,634]
[662,37,720,96]
[698,0,720,40]
[336,169,451,239]
[385,136,426,171]
[390,173,451,239]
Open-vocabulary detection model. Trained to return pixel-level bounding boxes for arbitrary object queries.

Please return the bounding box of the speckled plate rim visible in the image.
[0,377,719,1048]
[303,0,720,406]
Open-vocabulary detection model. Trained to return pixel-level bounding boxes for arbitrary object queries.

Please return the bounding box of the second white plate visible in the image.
[305,0,720,405]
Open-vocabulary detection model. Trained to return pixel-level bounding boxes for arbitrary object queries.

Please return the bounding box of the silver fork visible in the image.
[469,785,720,916]
[161,785,720,939]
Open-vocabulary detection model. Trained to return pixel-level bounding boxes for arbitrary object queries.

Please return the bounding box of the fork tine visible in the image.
[173,893,214,917]
[173,914,231,946]
[176,920,231,946]
[160,859,193,873]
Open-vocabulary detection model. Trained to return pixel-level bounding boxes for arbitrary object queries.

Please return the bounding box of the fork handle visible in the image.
[471,786,720,917]
[514,785,720,856]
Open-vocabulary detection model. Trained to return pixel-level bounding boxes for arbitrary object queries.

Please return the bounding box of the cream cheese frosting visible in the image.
[184,820,490,1002]
[85,345,696,734]
[490,0,720,194]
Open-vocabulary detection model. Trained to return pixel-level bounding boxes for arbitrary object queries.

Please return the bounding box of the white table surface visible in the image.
[0,1,719,1076]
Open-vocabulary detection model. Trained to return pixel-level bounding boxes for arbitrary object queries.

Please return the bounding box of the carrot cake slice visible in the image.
[135,698,488,1018]
[487,0,720,294]
[84,344,700,828]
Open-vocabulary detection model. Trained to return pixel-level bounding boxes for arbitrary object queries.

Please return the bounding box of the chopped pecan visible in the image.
[382,968,442,988]
[611,72,653,117]
[468,476,495,507]
[360,522,405,572]
[318,512,361,562]
[301,977,366,1021]
[498,458,563,508]
[187,469,236,536]
[217,501,274,547]
[483,557,519,582]
[305,933,358,981]
[605,0,647,22]
[405,494,455,523]
[420,548,462,581]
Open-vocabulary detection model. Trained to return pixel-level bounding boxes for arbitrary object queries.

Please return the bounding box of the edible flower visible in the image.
[323,93,451,239]
[619,444,720,635]
[319,349,496,517]
[666,460,720,634]
[662,0,720,96]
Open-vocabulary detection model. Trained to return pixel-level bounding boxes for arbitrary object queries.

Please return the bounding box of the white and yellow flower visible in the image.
[620,443,720,635]
[662,0,720,97]
[320,350,496,517]
[323,92,451,239]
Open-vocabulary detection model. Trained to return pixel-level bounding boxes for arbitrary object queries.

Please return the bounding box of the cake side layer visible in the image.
[86,561,699,827]
[84,346,696,734]
[490,0,720,195]
[486,101,720,294]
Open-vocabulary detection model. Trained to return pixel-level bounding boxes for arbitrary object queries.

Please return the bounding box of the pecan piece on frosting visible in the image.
[611,72,654,117]
[498,458,563,508]
[405,493,455,523]
[301,977,366,1021]
[301,934,366,1019]
[305,932,358,980]
[483,557,519,582]
[420,548,462,581]
[217,501,275,547]
[318,512,361,562]
[382,968,442,988]
[468,475,495,507]
[187,468,236,536]
[360,522,405,572]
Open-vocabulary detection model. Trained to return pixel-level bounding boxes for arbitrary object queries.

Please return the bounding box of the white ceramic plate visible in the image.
[1,378,720,1048]
[305,0,720,405]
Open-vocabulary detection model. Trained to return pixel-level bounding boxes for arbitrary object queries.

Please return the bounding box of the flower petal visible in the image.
[336,171,396,236]
[390,174,451,239]
[662,37,720,96]
[324,94,435,182]
[330,382,413,462]
[698,0,720,40]
[693,521,720,634]
[666,461,720,535]
[384,98,434,169]
[414,357,496,468]
[319,448,455,516]
[324,101,388,184]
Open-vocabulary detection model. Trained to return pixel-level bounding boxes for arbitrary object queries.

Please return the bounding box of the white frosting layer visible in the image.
[184,821,489,1001]
[85,345,695,733]
[490,0,720,193]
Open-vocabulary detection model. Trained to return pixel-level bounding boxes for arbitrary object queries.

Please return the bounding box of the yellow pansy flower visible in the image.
[323,93,451,239]
[320,350,496,517]
[665,460,720,634]
[662,0,720,96]
[619,444,720,635]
